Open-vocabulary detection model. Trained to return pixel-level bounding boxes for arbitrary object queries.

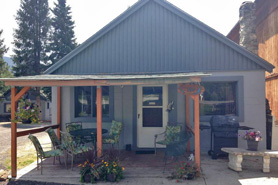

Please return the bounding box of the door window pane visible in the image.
[143,108,162,127]
[143,87,162,106]
[200,82,237,116]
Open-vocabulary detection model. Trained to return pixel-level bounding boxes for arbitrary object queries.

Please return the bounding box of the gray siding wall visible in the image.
[52,1,263,75]
[177,70,266,152]
[52,70,266,151]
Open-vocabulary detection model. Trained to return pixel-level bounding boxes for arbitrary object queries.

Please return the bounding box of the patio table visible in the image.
[69,128,108,149]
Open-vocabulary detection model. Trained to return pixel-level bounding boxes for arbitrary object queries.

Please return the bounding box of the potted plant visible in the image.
[15,99,40,124]
[100,160,124,182]
[242,130,263,151]
[168,161,199,181]
[79,160,101,183]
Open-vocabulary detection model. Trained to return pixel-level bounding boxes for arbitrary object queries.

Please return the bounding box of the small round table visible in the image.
[70,128,108,151]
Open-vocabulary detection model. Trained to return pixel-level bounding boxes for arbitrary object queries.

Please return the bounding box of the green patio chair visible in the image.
[28,134,64,175]
[45,127,62,164]
[66,122,83,144]
[103,120,123,149]
[45,127,61,149]
[154,125,182,155]
[61,131,91,170]
[66,122,82,132]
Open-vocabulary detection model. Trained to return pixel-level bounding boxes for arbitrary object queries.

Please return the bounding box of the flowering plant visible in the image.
[169,161,199,180]
[79,160,100,183]
[100,160,124,182]
[15,99,40,123]
[242,130,263,141]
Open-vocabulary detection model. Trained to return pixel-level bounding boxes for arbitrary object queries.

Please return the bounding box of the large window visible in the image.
[200,82,237,116]
[75,86,110,118]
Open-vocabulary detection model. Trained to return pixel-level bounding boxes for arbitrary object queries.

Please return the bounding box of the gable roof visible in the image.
[44,0,274,74]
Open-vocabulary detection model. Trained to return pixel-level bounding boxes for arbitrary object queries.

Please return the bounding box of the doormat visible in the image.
[135,150,155,154]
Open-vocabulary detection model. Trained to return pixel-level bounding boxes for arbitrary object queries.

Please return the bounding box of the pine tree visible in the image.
[49,0,77,65]
[0,30,13,97]
[12,0,51,76]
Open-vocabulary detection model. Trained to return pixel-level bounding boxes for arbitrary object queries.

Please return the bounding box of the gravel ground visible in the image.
[0,122,51,170]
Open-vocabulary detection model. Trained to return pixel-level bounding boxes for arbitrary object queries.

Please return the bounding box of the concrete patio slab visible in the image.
[12,152,278,185]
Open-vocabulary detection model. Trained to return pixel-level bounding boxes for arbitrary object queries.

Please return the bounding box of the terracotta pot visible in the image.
[247,140,259,151]
[107,173,116,182]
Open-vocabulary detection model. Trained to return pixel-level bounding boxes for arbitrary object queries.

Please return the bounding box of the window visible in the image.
[200,82,237,116]
[75,86,110,118]
[4,103,11,113]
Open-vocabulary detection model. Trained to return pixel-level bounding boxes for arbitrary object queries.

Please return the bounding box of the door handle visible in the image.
[138,114,140,119]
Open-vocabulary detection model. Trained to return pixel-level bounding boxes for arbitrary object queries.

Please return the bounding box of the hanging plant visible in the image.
[14,99,40,124]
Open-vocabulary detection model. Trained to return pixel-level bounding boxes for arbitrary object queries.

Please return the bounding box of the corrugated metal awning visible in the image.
[1,72,210,87]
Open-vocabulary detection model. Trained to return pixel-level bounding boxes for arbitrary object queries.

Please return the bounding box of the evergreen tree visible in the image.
[0,30,13,97]
[49,0,77,65]
[12,0,51,76]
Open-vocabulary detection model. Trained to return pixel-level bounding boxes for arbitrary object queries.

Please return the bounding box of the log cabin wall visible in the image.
[255,0,278,119]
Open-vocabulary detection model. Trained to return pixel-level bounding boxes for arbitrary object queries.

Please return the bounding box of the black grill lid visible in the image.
[210,115,239,132]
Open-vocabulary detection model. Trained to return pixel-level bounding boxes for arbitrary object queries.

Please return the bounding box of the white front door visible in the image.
[137,85,168,148]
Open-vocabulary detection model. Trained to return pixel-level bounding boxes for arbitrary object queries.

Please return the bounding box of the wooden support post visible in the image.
[97,86,102,157]
[186,95,190,151]
[57,87,61,140]
[14,87,31,102]
[11,87,17,178]
[194,95,200,172]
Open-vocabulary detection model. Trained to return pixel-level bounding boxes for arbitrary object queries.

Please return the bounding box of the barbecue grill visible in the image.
[208,115,240,159]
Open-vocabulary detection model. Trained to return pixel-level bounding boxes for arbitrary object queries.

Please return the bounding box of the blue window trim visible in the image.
[200,76,244,122]
[71,86,114,122]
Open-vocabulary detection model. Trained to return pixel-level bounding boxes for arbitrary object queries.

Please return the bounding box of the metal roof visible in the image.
[1,72,210,86]
[44,0,274,74]
[1,72,209,81]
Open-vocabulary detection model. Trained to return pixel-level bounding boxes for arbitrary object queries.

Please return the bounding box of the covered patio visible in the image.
[1,72,208,178]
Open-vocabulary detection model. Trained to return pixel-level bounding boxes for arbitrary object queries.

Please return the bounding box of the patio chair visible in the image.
[103,120,123,149]
[45,127,62,164]
[66,122,82,132]
[45,127,61,149]
[163,128,193,172]
[65,122,84,144]
[154,125,182,155]
[60,131,91,170]
[28,134,64,175]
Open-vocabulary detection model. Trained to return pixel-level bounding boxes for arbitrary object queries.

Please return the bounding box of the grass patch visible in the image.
[4,140,51,171]
[4,152,37,170]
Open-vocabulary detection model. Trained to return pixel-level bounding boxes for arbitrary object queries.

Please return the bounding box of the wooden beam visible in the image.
[97,86,102,157]
[17,124,60,137]
[186,95,190,151]
[194,95,200,172]
[57,87,61,140]
[11,87,17,178]
[14,87,31,102]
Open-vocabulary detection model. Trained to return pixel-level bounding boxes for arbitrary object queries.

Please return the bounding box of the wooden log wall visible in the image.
[256,0,278,119]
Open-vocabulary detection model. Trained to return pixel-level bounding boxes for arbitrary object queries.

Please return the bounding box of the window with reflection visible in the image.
[75,86,110,118]
[200,82,237,116]
[143,87,162,106]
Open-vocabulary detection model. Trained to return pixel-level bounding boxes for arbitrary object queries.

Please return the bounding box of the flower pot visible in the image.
[107,173,116,182]
[83,173,91,183]
[22,119,32,124]
[247,140,259,151]
[186,173,195,180]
